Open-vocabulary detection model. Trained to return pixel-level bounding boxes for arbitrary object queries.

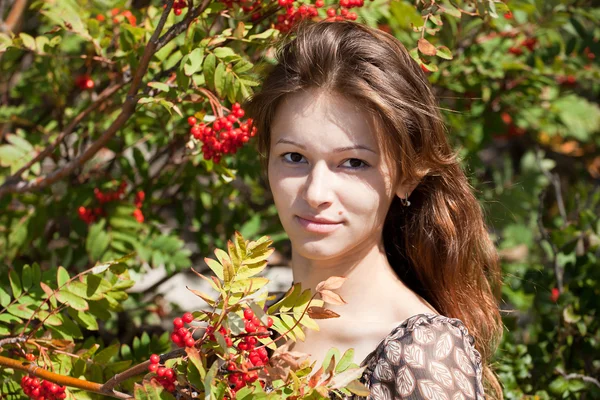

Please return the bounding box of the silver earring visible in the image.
[400,193,411,207]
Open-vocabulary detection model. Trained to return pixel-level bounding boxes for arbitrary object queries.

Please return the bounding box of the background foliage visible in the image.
[0,0,599,398]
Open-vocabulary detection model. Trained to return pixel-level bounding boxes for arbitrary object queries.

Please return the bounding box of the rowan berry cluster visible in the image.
[148,354,177,392]
[508,37,537,55]
[20,376,67,400]
[170,312,196,348]
[78,182,146,225]
[75,74,94,90]
[163,0,188,15]
[275,1,320,32]
[225,308,273,393]
[188,103,257,164]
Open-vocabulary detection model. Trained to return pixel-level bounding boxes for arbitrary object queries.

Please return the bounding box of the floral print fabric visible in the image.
[349,313,484,400]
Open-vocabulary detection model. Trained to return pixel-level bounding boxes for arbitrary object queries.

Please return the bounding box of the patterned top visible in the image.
[348,313,485,400]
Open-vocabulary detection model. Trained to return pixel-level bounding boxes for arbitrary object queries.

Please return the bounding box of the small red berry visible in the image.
[149,363,159,372]
[243,308,254,320]
[266,316,273,327]
[173,318,184,329]
[25,353,36,361]
[182,312,193,323]
[185,337,196,347]
[188,116,197,126]
[150,354,160,364]
[550,287,560,302]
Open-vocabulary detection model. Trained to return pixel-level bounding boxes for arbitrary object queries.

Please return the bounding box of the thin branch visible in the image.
[155,0,213,52]
[100,348,186,393]
[7,82,126,181]
[0,0,27,33]
[556,367,600,389]
[0,355,132,399]
[0,1,176,199]
[0,335,27,348]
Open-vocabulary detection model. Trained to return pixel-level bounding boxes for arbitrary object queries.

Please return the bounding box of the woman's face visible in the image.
[268,88,405,261]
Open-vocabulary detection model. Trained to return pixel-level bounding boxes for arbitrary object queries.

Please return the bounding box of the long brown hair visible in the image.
[243,20,503,398]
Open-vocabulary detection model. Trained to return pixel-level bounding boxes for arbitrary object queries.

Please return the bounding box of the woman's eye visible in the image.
[341,158,368,169]
[282,152,306,163]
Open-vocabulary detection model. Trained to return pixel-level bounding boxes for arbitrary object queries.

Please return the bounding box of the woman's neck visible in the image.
[290,240,411,321]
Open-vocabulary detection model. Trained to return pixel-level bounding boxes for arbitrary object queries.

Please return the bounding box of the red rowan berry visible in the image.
[188,116,197,126]
[182,312,194,323]
[185,337,196,347]
[173,318,184,329]
[150,354,160,364]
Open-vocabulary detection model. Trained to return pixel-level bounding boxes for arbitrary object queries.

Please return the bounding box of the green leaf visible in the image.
[94,343,120,365]
[336,349,355,372]
[436,45,453,60]
[55,289,89,311]
[9,269,22,298]
[233,59,253,74]
[21,265,32,290]
[19,33,36,51]
[7,304,34,319]
[214,62,226,98]
[0,286,10,307]
[147,82,170,92]
[57,266,70,287]
[204,361,219,400]
[203,53,216,91]
[184,48,205,76]
[87,220,110,260]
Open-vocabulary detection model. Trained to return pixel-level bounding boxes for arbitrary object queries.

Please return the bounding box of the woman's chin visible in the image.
[292,238,348,261]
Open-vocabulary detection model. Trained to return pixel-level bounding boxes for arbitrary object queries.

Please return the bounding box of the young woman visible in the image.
[243,20,503,400]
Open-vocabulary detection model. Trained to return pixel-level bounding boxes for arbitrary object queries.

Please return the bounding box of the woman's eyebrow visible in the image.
[275,138,376,154]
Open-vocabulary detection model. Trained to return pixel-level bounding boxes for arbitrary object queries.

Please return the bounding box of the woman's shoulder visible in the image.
[358,313,485,400]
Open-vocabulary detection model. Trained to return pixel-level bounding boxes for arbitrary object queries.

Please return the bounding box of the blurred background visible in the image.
[1,0,599,398]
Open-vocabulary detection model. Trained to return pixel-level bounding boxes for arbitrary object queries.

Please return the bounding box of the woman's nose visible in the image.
[302,161,334,209]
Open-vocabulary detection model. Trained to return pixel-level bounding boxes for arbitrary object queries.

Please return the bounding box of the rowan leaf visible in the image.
[307,306,340,319]
[418,38,437,56]
[319,289,346,305]
[204,257,224,280]
[55,289,89,311]
[9,268,22,298]
[315,276,346,292]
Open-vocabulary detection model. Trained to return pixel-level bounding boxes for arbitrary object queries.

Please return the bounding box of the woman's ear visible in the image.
[394,169,429,200]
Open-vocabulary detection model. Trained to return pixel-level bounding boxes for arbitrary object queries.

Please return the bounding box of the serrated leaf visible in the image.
[215,248,234,283]
[21,265,32,290]
[55,289,89,311]
[328,366,367,390]
[186,287,216,306]
[229,277,269,293]
[0,287,12,307]
[19,33,36,50]
[203,53,216,91]
[307,306,340,319]
[335,349,355,372]
[436,45,453,60]
[9,269,22,298]
[214,62,226,98]
[213,46,237,60]
[147,81,170,92]
[204,257,224,280]
[57,266,70,287]
[418,38,437,56]
[7,304,34,319]
[184,47,205,76]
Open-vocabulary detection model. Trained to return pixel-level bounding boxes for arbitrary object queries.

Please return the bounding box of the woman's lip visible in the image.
[295,216,343,233]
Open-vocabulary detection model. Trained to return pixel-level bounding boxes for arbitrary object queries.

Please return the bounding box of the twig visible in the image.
[0,355,132,399]
[155,0,213,52]
[0,335,27,348]
[0,0,27,33]
[556,367,600,389]
[7,82,126,181]
[100,348,186,393]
